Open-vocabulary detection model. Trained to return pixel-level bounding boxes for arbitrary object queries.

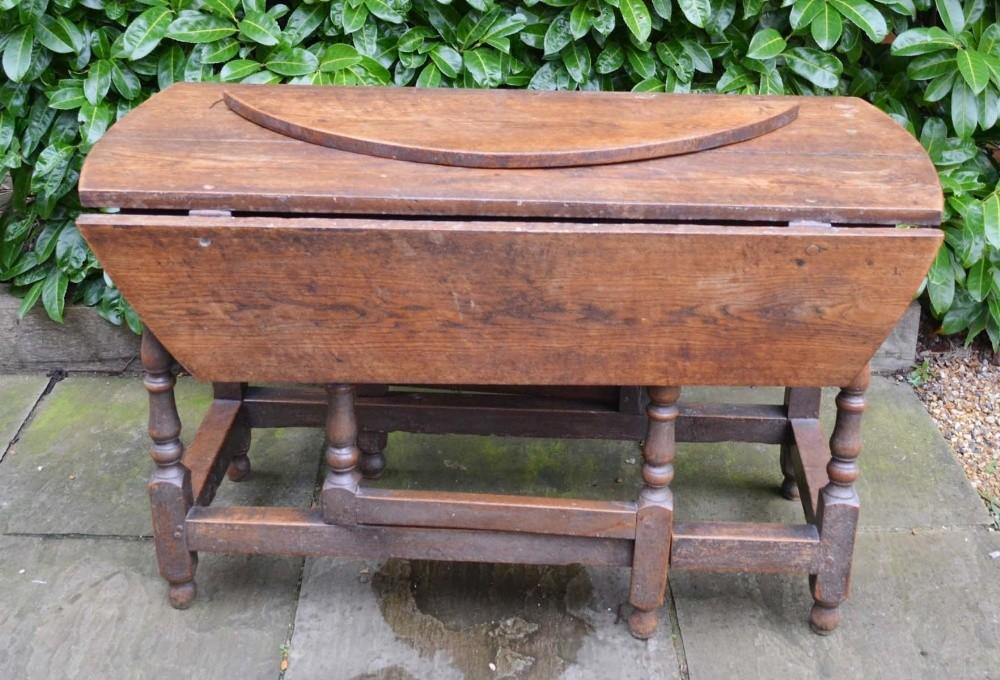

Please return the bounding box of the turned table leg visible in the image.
[810,365,868,634]
[142,331,198,609]
[780,388,822,500]
[358,430,388,479]
[321,384,362,524]
[628,386,680,639]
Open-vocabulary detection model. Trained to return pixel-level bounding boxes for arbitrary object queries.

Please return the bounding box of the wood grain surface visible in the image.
[77,214,942,386]
[223,85,799,168]
[78,83,942,224]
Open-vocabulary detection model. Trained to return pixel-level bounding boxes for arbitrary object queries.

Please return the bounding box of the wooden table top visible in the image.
[79,83,942,225]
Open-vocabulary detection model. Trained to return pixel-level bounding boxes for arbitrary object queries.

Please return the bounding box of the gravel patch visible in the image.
[905,339,1000,530]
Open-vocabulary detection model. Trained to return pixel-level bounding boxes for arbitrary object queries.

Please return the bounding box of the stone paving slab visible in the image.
[369,432,641,501]
[0,534,301,680]
[288,431,676,680]
[0,376,323,535]
[0,374,48,456]
[675,378,988,529]
[286,558,679,680]
[671,528,1000,680]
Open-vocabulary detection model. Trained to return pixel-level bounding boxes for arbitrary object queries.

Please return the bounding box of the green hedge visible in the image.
[1,0,999,346]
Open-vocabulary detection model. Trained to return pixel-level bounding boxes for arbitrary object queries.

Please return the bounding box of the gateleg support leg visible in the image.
[143,330,198,609]
[321,384,362,525]
[628,386,680,639]
[358,430,388,480]
[810,366,868,634]
[214,383,252,482]
[780,388,821,500]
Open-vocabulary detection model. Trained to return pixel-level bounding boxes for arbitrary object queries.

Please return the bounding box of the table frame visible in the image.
[142,330,868,639]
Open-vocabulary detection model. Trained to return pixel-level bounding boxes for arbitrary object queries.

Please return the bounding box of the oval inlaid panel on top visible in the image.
[223,85,799,168]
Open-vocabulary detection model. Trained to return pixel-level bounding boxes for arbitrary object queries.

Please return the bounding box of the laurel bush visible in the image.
[1,0,998,346]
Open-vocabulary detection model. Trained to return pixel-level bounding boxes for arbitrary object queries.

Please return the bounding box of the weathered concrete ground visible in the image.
[1,375,997,680]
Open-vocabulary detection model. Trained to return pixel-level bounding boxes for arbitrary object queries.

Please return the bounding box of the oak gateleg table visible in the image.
[77,83,942,639]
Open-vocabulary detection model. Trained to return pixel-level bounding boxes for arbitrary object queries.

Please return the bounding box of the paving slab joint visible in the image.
[666,582,691,680]
[0,372,62,466]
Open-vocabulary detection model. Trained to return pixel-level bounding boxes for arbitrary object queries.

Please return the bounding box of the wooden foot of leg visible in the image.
[809,601,841,635]
[627,607,660,639]
[779,444,800,500]
[358,430,388,480]
[226,436,252,482]
[214,382,251,482]
[627,386,679,640]
[168,580,197,609]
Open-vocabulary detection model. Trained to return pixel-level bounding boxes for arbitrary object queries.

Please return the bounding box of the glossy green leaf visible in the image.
[203,39,240,64]
[811,5,843,51]
[627,46,657,79]
[220,58,262,80]
[120,6,174,60]
[0,111,13,153]
[967,258,990,302]
[239,11,281,46]
[365,0,406,23]
[55,223,87,273]
[569,2,591,38]
[927,246,955,316]
[110,61,141,99]
[790,0,823,29]
[632,77,664,91]
[156,45,187,90]
[923,70,956,101]
[3,28,35,82]
[651,0,672,19]
[415,62,442,86]
[979,23,1000,57]
[656,40,693,81]
[934,0,964,35]
[167,13,237,43]
[543,11,573,54]
[758,62,784,93]
[950,78,978,137]
[320,43,363,71]
[41,267,68,323]
[285,3,327,44]
[676,0,711,27]
[984,193,1000,248]
[784,46,843,88]
[747,28,786,60]
[956,49,991,94]
[827,0,887,42]
[17,280,44,319]
[430,44,462,77]
[266,47,319,75]
[84,59,112,105]
[596,41,625,73]
[561,42,591,82]
[34,15,77,54]
[679,39,712,73]
[906,52,954,80]
[79,101,113,145]
[463,47,503,86]
[341,2,369,33]
[47,82,86,110]
[891,27,959,56]
[203,0,239,20]
[621,0,653,41]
